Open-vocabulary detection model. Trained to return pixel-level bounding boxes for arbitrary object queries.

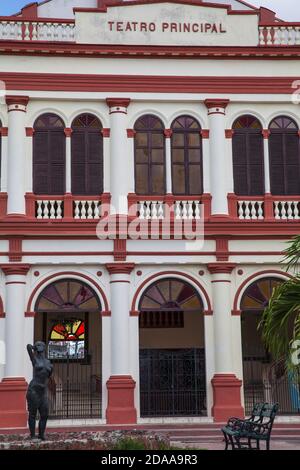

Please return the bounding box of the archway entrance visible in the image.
[241,277,300,415]
[139,278,206,417]
[34,279,102,419]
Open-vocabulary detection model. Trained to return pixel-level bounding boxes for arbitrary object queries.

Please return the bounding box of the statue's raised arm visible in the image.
[26,344,35,365]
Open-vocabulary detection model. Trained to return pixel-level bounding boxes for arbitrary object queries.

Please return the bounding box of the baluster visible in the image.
[288,26,295,45]
[145,202,151,220]
[188,201,194,219]
[257,201,264,220]
[31,22,37,40]
[2,22,8,40]
[194,201,200,219]
[152,202,158,219]
[62,23,67,41]
[287,201,294,220]
[281,202,287,220]
[94,202,100,219]
[81,201,87,219]
[53,23,59,41]
[182,201,188,219]
[175,201,181,219]
[280,28,287,45]
[244,202,250,220]
[17,22,23,40]
[273,27,280,45]
[43,201,49,219]
[37,201,43,219]
[293,202,300,220]
[139,202,145,219]
[259,27,265,46]
[74,201,80,219]
[87,201,93,219]
[24,22,30,40]
[69,24,75,41]
[296,27,300,46]
[56,201,62,219]
[266,27,273,45]
[274,201,280,219]
[49,200,56,219]
[158,202,164,219]
[238,201,244,219]
[250,202,257,220]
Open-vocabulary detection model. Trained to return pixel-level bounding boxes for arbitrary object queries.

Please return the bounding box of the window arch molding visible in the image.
[68,109,108,129]
[129,109,167,129]
[29,108,67,129]
[268,115,300,195]
[227,110,266,130]
[232,114,264,196]
[167,110,206,129]
[33,112,66,195]
[71,113,104,195]
[170,114,203,195]
[134,113,166,195]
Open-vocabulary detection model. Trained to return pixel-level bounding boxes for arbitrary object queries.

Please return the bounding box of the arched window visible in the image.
[232,115,264,195]
[171,116,203,195]
[33,113,66,195]
[134,114,165,195]
[139,278,203,328]
[269,116,300,195]
[71,114,103,195]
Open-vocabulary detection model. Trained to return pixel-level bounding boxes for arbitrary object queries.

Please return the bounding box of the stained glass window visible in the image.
[241,277,283,312]
[48,319,85,359]
[139,279,203,328]
[35,279,101,313]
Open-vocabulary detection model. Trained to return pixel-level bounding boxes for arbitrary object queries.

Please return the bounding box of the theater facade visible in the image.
[0,0,300,427]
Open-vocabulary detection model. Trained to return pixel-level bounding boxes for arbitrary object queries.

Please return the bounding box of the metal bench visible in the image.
[221,402,279,450]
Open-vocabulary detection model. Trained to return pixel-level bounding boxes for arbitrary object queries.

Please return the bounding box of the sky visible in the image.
[0,0,298,20]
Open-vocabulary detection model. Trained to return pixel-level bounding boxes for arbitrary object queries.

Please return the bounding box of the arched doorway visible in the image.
[241,277,300,415]
[138,278,206,417]
[34,279,102,419]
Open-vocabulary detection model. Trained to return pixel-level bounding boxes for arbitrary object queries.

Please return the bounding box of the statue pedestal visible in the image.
[0,377,27,428]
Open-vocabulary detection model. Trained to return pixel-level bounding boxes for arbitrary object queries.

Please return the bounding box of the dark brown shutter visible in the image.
[49,130,65,194]
[248,133,264,195]
[233,133,248,195]
[33,131,49,194]
[269,134,284,195]
[284,133,300,195]
[87,132,103,195]
[233,131,264,196]
[71,131,86,195]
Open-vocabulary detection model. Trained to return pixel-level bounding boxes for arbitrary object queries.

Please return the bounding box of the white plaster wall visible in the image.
[38,0,97,19]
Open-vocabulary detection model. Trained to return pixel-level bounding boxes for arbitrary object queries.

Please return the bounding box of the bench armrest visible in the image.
[243,420,271,437]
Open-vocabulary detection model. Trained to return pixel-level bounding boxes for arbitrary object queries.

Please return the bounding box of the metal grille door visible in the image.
[140,348,206,417]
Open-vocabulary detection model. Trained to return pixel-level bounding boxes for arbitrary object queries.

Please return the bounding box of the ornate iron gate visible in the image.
[47,349,102,419]
[140,348,206,417]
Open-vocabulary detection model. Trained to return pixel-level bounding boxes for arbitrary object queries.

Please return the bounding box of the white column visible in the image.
[102,128,111,194]
[2,264,30,378]
[0,127,8,193]
[106,98,130,215]
[208,263,235,374]
[205,99,230,216]
[164,129,172,194]
[64,128,72,193]
[202,130,210,194]
[263,130,271,193]
[225,130,234,194]
[6,96,29,215]
[106,263,134,375]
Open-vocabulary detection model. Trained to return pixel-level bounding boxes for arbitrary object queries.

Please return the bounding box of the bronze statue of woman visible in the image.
[26,342,53,440]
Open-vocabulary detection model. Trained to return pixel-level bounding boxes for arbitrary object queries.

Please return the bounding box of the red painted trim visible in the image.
[233,269,293,311]
[1,44,300,59]
[9,238,22,262]
[231,309,242,316]
[6,281,26,285]
[216,238,229,261]
[127,129,136,138]
[225,129,234,138]
[208,263,236,274]
[74,0,259,15]
[1,73,300,94]
[114,239,127,261]
[101,310,111,317]
[25,127,35,137]
[131,270,212,312]
[0,127,8,137]
[211,279,231,283]
[130,310,140,317]
[164,129,173,138]
[262,129,270,139]
[0,15,74,24]
[6,95,29,106]
[1,264,30,276]
[0,296,4,318]
[64,128,73,137]
[110,280,131,284]
[201,129,210,139]
[101,128,110,138]
[204,99,230,110]
[26,271,109,312]
[106,98,131,108]
[25,311,36,318]
[203,309,213,316]
[106,263,135,275]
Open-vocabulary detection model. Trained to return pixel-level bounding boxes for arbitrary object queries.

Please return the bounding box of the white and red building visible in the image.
[0,0,300,428]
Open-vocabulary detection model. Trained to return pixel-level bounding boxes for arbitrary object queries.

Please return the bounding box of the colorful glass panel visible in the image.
[139,278,203,312]
[50,320,85,341]
[241,277,283,311]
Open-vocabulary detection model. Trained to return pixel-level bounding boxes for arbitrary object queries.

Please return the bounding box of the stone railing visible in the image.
[274,200,300,220]
[0,18,75,42]
[259,23,300,46]
[128,195,205,221]
[237,200,264,220]
[228,194,300,221]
